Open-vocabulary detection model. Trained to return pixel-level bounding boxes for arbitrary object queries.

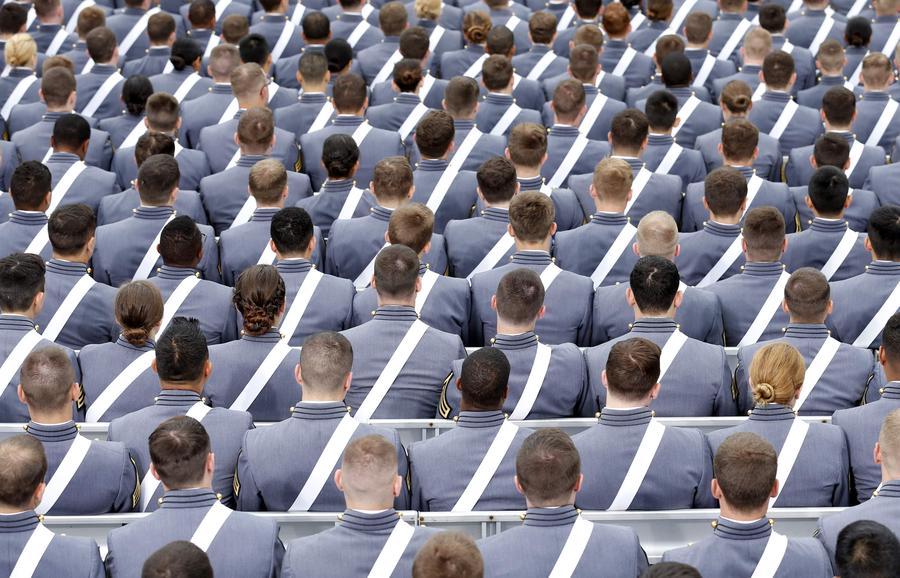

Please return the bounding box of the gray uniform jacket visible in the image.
[705,262,792,347]
[148,266,238,344]
[694,125,783,182]
[122,47,171,78]
[198,113,300,175]
[553,213,639,282]
[180,83,236,148]
[783,218,870,281]
[474,93,543,136]
[748,92,825,156]
[149,67,214,102]
[443,207,513,279]
[790,186,878,233]
[827,260,900,348]
[13,116,113,171]
[112,142,212,191]
[677,221,745,285]
[74,64,126,120]
[785,133,884,190]
[516,175,585,231]
[600,39,655,89]
[539,125,611,188]
[410,159,477,233]
[97,187,208,226]
[79,337,159,422]
[852,91,900,154]
[0,211,53,261]
[642,133,707,190]
[0,512,103,578]
[273,92,334,145]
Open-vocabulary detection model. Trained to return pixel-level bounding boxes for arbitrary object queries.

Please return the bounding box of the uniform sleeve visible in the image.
[693,433,716,508]
[574,353,596,418]
[394,431,410,511]
[632,530,649,578]
[814,519,837,574]
[466,280,485,348]
[575,286,594,348]
[200,234,222,284]
[100,136,113,171]
[704,297,725,346]
[114,450,139,512]
[407,442,425,511]
[222,301,240,343]
[833,434,851,507]
[280,542,297,578]
[270,533,285,578]
[235,446,264,512]
[734,349,754,415]
[714,349,739,416]
[341,283,355,330]
[864,352,884,404]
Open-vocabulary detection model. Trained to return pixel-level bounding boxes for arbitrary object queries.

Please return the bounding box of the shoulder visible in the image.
[209,407,254,429]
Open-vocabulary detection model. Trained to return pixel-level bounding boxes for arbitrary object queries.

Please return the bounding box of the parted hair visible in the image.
[233,264,286,336]
[528,11,557,44]
[495,268,545,325]
[115,281,164,347]
[742,206,785,261]
[761,50,794,87]
[749,342,805,406]
[142,541,214,578]
[630,256,680,314]
[137,155,180,205]
[813,133,850,169]
[568,44,599,82]
[476,156,517,203]
[606,337,662,400]
[593,157,633,201]
[237,106,275,150]
[509,191,555,243]
[249,158,287,204]
[481,54,513,90]
[413,532,484,578]
[373,156,413,202]
[516,429,581,503]
[463,10,491,44]
[322,133,360,178]
[868,205,900,260]
[507,123,547,167]
[443,76,480,116]
[785,268,830,322]
[0,435,47,508]
[713,432,778,511]
[40,66,76,106]
[459,347,510,409]
[393,58,423,92]
[48,203,95,256]
[415,110,455,158]
[721,80,753,114]
[399,26,430,60]
[721,118,759,161]
[155,317,208,383]
[387,203,435,254]
[149,416,210,488]
[146,92,180,132]
[374,244,420,298]
[835,520,900,578]
[704,167,748,217]
[136,133,176,167]
[552,79,586,120]
[683,12,712,44]
[10,161,51,211]
[808,165,849,215]
[159,215,202,268]
[299,331,353,393]
[19,347,75,411]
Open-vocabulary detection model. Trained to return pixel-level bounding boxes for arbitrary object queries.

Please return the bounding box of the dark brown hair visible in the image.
[233,265,286,336]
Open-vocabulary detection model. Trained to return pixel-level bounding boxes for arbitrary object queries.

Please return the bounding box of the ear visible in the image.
[770,478,780,498]
[151,463,161,481]
[716,142,724,159]
[879,345,887,367]
[206,452,215,474]
[490,294,498,312]
[711,478,723,500]
[392,474,402,497]
[573,472,583,493]
[414,275,422,293]
[809,155,817,169]
[17,383,26,405]
[203,358,213,379]
[672,289,683,309]
[32,481,45,506]
[342,371,351,393]
[702,196,709,211]
[649,381,661,400]
[456,376,463,392]
[625,286,636,307]
[514,475,525,496]
[875,441,883,465]
[804,195,814,210]
[233,132,239,147]
[825,299,834,317]
[631,241,640,257]
[151,358,159,374]
[536,304,546,320]
[507,223,515,238]
[601,369,609,390]
[589,183,599,199]
[295,363,303,385]
[69,381,80,402]
[334,469,344,492]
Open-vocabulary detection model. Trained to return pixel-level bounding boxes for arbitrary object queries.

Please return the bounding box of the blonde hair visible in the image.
[463,11,491,45]
[749,342,805,406]
[593,158,633,203]
[879,409,900,475]
[636,211,678,259]
[415,0,441,21]
[5,33,37,68]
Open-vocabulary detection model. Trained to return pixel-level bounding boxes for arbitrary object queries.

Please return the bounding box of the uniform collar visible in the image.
[394,93,420,104]
[522,505,579,526]
[713,516,773,540]
[453,119,476,132]
[46,151,81,165]
[7,68,34,78]
[864,261,900,275]
[300,92,327,104]
[465,44,485,55]
[761,91,792,103]
[372,305,419,321]
[703,221,742,237]
[491,331,539,349]
[336,11,364,21]
[156,265,201,280]
[880,381,900,399]
[159,488,220,509]
[741,262,786,276]
[647,134,674,146]
[25,421,78,442]
[134,206,176,219]
[827,131,855,146]
[154,389,204,406]
[291,401,350,420]
[36,23,62,32]
[479,206,510,222]
[416,158,449,171]
[819,75,845,86]
[456,410,506,428]
[517,175,546,191]
[276,258,314,274]
[8,211,48,225]
[629,318,678,334]
[236,154,269,167]
[668,86,695,98]
[729,165,755,180]
[209,83,232,95]
[88,63,117,75]
[485,93,514,105]
[249,207,280,222]
[115,335,155,352]
[0,315,36,331]
[146,46,170,55]
[122,6,147,15]
[612,156,645,173]
[46,259,89,276]
[332,115,365,127]
[808,217,849,232]
[783,323,830,339]
[510,250,552,265]
[260,13,288,22]
[599,406,653,426]
[873,480,900,498]
[320,178,356,193]
[548,124,581,137]
[0,512,40,533]
[749,403,795,421]
[340,509,404,531]
[862,91,891,101]
[241,328,283,343]
[529,44,552,54]
[719,12,744,20]
[590,212,628,225]
[370,205,393,222]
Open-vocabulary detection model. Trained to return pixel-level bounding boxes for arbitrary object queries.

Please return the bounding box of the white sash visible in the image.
[309,101,334,132]
[367,519,416,578]
[26,5,35,29]
[415,269,439,313]
[548,516,594,578]
[509,343,552,419]
[24,225,49,257]
[203,33,220,59]
[852,280,900,347]
[0,330,43,400]
[229,345,295,413]
[795,336,840,411]
[0,74,37,120]
[623,166,653,214]
[351,120,373,146]
[466,233,515,279]
[354,242,388,290]
[41,148,52,164]
[215,0,233,20]
[419,74,436,102]
[354,319,429,422]
[398,102,429,141]
[190,501,233,552]
[163,61,174,75]
[80,72,124,118]
[808,17,834,56]
[579,94,607,136]
[347,20,371,48]
[655,143,682,175]
[865,98,899,147]
[257,241,277,265]
[34,435,92,515]
[48,160,87,216]
[290,2,305,25]
[133,214,176,281]
[225,147,241,170]
[373,49,402,85]
[504,14,521,32]
[820,228,858,280]
[81,59,94,74]
[463,53,488,78]
[45,28,68,56]
[231,196,257,228]
[289,413,360,511]
[9,524,55,578]
[157,275,202,337]
[337,186,365,220]
[590,222,636,288]
[612,47,637,77]
[218,98,240,124]
[697,234,743,287]
[594,71,605,88]
[846,0,868,16]
[645,0,699,56]
[541,262,562,291]
[527,51,557,81]
[717,19,752,61]
[658,329,688,380]
[173,72,203,103]
[41,274,95,342]
[608,419,666,510]
[84,349,155,422]
[845,139,864,178]
[66,0,95,33]
[750,531,789,578]
[426,129,479,212]
[547,134,588,188]
[280,268,324,337]
[119,6,161,56]
[429,25,445,52]
[737,271,789,347]
[743,174,764,215]
[769,100,799,140]
[490,103,521,136]
[362,3,374,18]
[630,12,646,30]
[671,95,701,137]
[120,120,148,150]
[271,22,295,62]
[880,21,900,56]
[452,420,519,511]
[770,418,810,507]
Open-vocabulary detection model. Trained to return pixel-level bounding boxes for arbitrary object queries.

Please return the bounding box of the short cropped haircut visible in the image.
[881,312,900,366]
[149,416,210,487]
[387,204,434,254]
[807,165,849,215]
[76,6,105,37]
[813,133,850,169]
[743,206,785,261]
[271,207,315,254]
[399,26,429,59]
[703,166,748,217]
[572,24,603,48]
[298,331,353,393]
[862,52,893,87]
[757,3,786,32]
[835,520,900,578]
[298,50,328,82]
[645,90,678,130]
[230,61,266,98]
[568,44,598,83]
[374,244,420,299]
[188,0,215,27]
[636,211,678,257]
[379,1,408,36]
[552,79,586,121]
[237,106,275,151]
[630,256,679,315]
[332,73,367,111]
[208,43,241,79]
[476,156,517,204]
[0,3,27,36]
[867,205,900,260]
[593,157,633,202]
[654,34,684,62]
[221,14,249,44]
[413,532,484,578]
[340,434,398,494]
[52,112,91,151]
[19,347,76,411]
[507,123,546,167]
[516,429,580,503]
[722,118,758,162]
[528,11,556,44]
[321,133,359,178]
[606,337,662,400]
[879,408,900,474]
[137,155,180,205]
[684,11,712,44]
[486,26,514,55]
[301,11,330,41]
[147,12,175,44]
[249,158,287,204]
[660,52,692,86]
[142,541,213,578]
[135,133,176,167]
[602,2,630,37]
[610,109,649,150]
[40,66,75,107]
[481,55,513,91]
[85,27,116,63]
[713,432,778,511]
[821,86,856,127]
[0,435,47,509]
[146,92,180,132]
[443,76,480,116]
[495,268,545,326]
[509,191,555,243]
[372,156,413,202]
[0,253,45,311]
[459,347,510,409]
[761,50,794,87]
[816,39,845,72]
[159,215,202,268]
[415,110,455,159]
[155,317,208,383]
[10,161,51,211]
[784,268,830,322]
[48,204,95,255]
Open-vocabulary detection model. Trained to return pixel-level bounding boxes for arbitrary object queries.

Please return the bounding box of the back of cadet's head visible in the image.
[645,90,678,131]
[610,109,649,150]
[122,75,154,117]
[147,12,175,44]
[188,0,215,28]
[784,268,830,323]
[459,347,510,409]
[415,110,455,159]
[704,166,747,218]
[399,26,429,59]
[640,562,703,578]
[298,331,353,395]
[249,158,286,205]
[372,156,413,203]
[238,106,275,152]
[742,207,785,262]
[373,244,419,300]
[0,435,46,509]
[230,62,266,99]
[10,161,51,211]
[879,408,900,475]
[660,52,691,87]
[822,86,855,127]
[509,191,555,243]
[495,268,544,325]
[392,58,422,93]
[137,155,180,205]
[568,44,598,83]
[299,50,328,83]
[757,3,785,32]
[116,281,164,347]
[146,92,180,132]
[835,520,900,578]
[761,50,794,87]
[862,52,893,87]
[41,55,73,74]
[413,532,484,578]
[220,14,249,44]
[414,0,441,21]
[602,2,630,36]
[271,207,315,255]
[142,541,214,578]
[0,3,27,35]
[629,256,679,315]
[379,1,407,36]
[573,24,603,49]
[19,347,75,412]
[636,211,678,259]
[813,133,850,169]
[136,133,176,167]
[645,0,673,21]
[516,429,580,504]
[208,44,241,79]
[713,432,777,512]
[238,33,270,66]
[149,415,210,488]
[159,215,202,268]
[721,80,752,114]
[48,203,95,256]
[476,156,517,204]
[339,435,398,497]
[443,76,480,117]
[463,10,491,44]
[749,342,804,406]
[574,0,603,19]
[387,204,434,254]
[846,15,872,47]
[85,27,116,63]
[332,73,367,111]
[882,312,900,368]
[528,11,556,44]
[481,54,513,91]
[593,158,633,203]
[4,32,34,68]
[155,317,208,384]
[721,118,758,162]
[322,133,359,179]
[552,79,586,121]
[41,67,75,107]
[485,25,514,55]
[325,38,353,73]
[234,265,286,336]
[654,34,684,63]
[605,337,661,400]
[816,39,845,73]
[807,165,849,217]
[507,123,547,168]
[52,113,90,151]
[684,12,712,44]
[0,253,44,312]
[867,206,900,261]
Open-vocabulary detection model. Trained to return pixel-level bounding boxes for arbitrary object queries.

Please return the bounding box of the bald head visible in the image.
[636,211,678,259]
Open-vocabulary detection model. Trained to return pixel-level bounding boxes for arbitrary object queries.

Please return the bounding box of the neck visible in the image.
[554,117,579,127]
[719,501,768,522]
[302,83,327,93]
[594,199,627,213]
[53,147,82,158]
[710,212,742,225]
[240,147,268,157]
[788,315,827,325]
[451,111,477,121]
[374,197,405,209]
[0,503,33,514]
[376,295,416,308]
[605,392,651,409]
[515,165,542,179]
[650,127,673,136]
[686,42,707,50]
[766,84,790,93]
[336,108,364,117]
[725,157,752,168]
[746,253,780,263]
[28,408,73,425]
[46,104,74,113]
[4,309,35,320]
[825,122,852,133]
[744,59,763,67]
[51,251,89,264]
[275,250,311,261]
[514,240,551,253]
[813,211,843,220]
[612,147,641,158]
[633,307,674,321]
[299,389,343,402]
[491,87,513,95]
[525,494,574,509]
[496,318,536,335]
[159,381,203,393]
[484,200,510,209]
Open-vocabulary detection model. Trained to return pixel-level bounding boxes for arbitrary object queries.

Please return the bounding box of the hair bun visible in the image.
[170,54,188,72]
[122,326,152,347]
[753,382,777,404]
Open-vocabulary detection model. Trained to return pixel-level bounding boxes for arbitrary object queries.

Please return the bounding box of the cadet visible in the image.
[852,54,900,154]
[141,542,213,578]
[554,158,639,283]
[80,282,164,422]
[550,3,602,58]
[107,318,253,510]
[237,35,301,110]
[200,108,312,235]
[783,167,870,281]
[705,207,791,347]
[865,155,900,207]
[370,26,450,109]
[414,348,531,510]
[756,4,817,91]
[437,76,506,171]
[367,59,435,145]
[0,162,54,261]
[710,343,850,507]
[599,2,654,89]
[197,64,299,175]
[105,416,283,578]
[247,0,302,62]
[786,0,845,48]
[568,109,682,226]
[641,90,707,191]
[435,14,491,80]
[355,2,407,84]
[37,204,118,350]
[749,51,824,156]
[98,76,153,150]
[736,268,879,416]
[0,435,104,577]
[180,44,243,148]
[817,409,900,569]
[512,12,567,80]
[662,432,832,577]
[591,211,725,345]
[625,36,698,108]
[575,337,715,509]
[707,0,751,57]
[796,40,847,109]
[828,205,900,349]
[235,331,408,511]
[273,51,335,144]
[478,28,543,112]
[787,88,885,191]
[832,312,900,502]
[479,429,649,577]
[92,155,221,286]
[834,521,900,578]
[413,533,484,578]
[30,0,74,55]
[281,435,438,577]
[122,12,176,77]
[447,268,592,417]
[74,27,125,120]
[683,12,736,94]
[148,38,214,102]
[299,73,404,191]
[474,55,542,136]
[60,6,107,73]
[328,0,385,52]
[19,347,138,515]
[341,245,466,419]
